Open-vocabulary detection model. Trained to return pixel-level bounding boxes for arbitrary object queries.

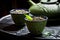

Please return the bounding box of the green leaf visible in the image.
[24,14,33,21]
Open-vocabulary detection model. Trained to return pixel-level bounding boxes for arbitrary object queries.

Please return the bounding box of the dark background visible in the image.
[0,0,60,18]
[0,0,40,18]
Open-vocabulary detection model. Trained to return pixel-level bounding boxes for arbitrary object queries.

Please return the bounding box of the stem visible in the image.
[28,0,36,5]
